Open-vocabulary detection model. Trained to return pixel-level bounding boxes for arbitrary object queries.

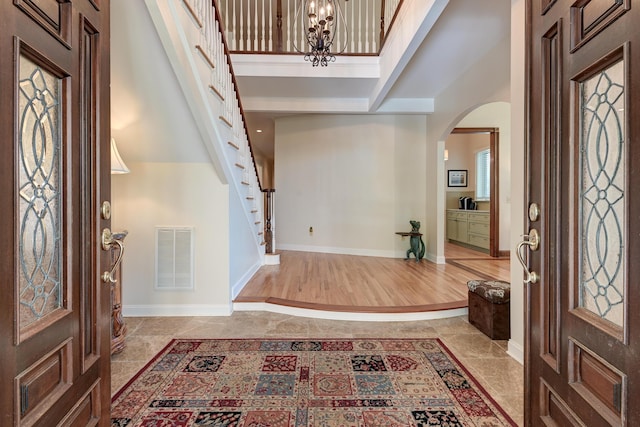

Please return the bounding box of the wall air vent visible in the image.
[155,227,194,290]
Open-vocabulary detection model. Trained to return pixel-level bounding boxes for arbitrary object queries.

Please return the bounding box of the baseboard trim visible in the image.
[231,261,262,300]
[507,339,524,365]
[123,304,232,317]
[277,244,396,258]
[425,252,445,264]
[498,250,511,258]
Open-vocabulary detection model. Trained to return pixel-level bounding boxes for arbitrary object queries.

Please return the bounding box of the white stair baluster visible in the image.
[358,0,362,53]
[240,0,245,51]
[252,0,258,50]
[288,0,295,53]
[231,0,237,50]
[261,0,266,51]
[350,0,355,52]
[223,0,230,51]
[268,0,273,51]
[365,0,370,53]
[335,0,342,52]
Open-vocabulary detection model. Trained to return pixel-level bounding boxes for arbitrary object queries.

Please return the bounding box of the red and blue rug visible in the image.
[111,338,516,426]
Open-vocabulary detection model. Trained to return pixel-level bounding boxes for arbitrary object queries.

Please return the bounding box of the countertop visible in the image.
[447,209,490,213]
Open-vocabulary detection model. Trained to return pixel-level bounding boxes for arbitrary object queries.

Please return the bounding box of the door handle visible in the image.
[516,229,540,284]
[101,228,125,283]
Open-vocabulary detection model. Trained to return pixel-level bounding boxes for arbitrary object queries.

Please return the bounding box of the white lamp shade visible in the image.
[110,138,130,174]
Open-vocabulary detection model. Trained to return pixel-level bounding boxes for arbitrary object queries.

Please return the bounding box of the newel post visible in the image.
[263,189,276,253]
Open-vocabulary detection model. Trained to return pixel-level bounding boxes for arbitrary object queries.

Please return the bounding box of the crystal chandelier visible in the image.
[293,0,348,67]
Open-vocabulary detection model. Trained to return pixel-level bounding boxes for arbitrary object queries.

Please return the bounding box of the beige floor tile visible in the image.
[110,312,524,425]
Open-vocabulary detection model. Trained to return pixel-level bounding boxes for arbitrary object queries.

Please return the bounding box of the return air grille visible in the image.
[155,227,194,290]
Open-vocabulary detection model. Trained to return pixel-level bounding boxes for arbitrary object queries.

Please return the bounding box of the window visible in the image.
[476,148,490,200]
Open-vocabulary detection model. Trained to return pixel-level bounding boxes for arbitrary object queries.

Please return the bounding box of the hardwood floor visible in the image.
[235,247,510,313]
[444,242,495,259]
[445,242,511,282]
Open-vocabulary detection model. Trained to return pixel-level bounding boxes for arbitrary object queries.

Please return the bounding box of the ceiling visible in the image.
[232,0,511,160]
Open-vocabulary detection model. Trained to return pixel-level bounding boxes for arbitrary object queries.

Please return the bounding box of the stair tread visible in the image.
[219,115,232,127]
[209,84,225,101]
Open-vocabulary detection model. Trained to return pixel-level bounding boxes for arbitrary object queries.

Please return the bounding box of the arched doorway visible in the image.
[440,102,511,261]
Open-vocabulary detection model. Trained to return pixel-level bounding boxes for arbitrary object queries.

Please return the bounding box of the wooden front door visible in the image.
[525,0,639,425]
[0,1,112,425]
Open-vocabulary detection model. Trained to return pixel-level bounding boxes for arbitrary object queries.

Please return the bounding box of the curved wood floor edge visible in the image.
[234,247,509,318]
[233,296,469,314]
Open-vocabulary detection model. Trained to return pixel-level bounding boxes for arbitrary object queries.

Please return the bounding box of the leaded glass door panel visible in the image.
[0,1,112,425]
[526,0,640,425]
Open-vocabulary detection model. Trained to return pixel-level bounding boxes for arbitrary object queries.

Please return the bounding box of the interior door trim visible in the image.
[451,127,500,257]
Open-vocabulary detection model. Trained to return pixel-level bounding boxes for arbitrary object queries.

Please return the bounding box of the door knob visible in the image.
[516,229,540,284]
[101,228,125,283]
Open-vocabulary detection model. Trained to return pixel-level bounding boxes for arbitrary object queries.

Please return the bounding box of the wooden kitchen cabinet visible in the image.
[447,210,489,250]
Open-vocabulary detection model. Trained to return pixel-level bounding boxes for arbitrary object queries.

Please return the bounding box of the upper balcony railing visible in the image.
[216,0,402,55]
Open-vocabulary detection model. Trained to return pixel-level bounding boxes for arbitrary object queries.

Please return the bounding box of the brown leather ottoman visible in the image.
[467,280,511,340]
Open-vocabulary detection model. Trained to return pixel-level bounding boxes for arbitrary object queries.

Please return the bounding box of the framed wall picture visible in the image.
[448,169,468,187]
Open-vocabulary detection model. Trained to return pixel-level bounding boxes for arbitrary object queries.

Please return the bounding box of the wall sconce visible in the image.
[111,138,130,174]
[444,149,449,161]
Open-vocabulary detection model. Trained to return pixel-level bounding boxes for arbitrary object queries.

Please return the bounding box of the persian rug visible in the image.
[111,338,516,426]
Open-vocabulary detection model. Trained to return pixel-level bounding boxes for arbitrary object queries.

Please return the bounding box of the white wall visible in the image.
[420,26,525,363]
[456,102,512,251]
[508,0,526,364]
[393,115,429,256]
[110,0,212,164]
[445,133,490,196]
[112,163,231,316]
[111,0,236,315]
[275,114,427,258]
[425,35,510,262]
[229,186,263,299]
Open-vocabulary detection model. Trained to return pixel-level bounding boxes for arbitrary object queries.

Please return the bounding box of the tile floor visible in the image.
[111,312,524,426]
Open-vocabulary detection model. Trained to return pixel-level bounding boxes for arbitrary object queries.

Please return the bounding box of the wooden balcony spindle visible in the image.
[380,0,386,47]
[276,0,283,52]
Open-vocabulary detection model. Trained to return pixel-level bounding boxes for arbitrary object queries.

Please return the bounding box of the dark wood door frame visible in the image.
[450,127,500,257]
[0,1,111,424]
[526,0,639,424]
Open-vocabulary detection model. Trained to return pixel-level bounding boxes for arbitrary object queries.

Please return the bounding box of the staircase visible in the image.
[144,0,266,261]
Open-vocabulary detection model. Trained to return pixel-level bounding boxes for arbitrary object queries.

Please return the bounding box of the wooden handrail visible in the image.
[379,0,404,52]
[212,0,263,192]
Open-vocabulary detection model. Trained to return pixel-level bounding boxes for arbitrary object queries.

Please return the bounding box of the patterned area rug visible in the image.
[111,338,516,426]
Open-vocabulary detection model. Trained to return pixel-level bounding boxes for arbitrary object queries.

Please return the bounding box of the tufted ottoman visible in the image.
[467,280,511,340]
